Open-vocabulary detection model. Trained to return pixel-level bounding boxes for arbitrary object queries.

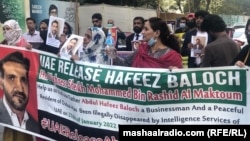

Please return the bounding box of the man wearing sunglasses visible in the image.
[91,13,108,37]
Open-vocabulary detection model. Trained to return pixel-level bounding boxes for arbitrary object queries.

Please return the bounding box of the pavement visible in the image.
[0,125,36,141]
[0,125,3,141]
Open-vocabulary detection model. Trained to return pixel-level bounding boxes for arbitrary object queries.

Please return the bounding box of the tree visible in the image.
[205,0,211,11]
[57,0,250,15]
[58,0,158,7]
[193,0,201,11]
[175,0,185,13]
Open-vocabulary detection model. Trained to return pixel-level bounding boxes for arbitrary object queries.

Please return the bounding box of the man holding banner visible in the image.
[0,51,39,134]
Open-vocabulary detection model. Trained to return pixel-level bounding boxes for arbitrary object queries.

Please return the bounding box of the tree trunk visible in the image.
[176,0,183,13]
[122,0,130,6]
[193,0,201,11]
[205,0,211,11]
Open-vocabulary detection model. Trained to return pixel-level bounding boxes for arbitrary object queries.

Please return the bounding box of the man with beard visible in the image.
[60,37,78,57]
[0,51,39,134]
[48,20,59,40]
[92,13,108,36]
[200,14,239,67]
[125,16,145,51]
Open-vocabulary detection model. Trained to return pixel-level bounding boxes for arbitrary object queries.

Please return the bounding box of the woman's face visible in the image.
[3,25,11,34]
[63,24,69,34]
[3,25,13,41]
[83,29,92,46]
[40,22,48,31]
[141,21,155,42]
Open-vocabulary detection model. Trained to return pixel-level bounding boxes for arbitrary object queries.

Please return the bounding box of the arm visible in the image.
[200,46,212,67]
[181,31,192,56]
[231,45,249,66]
[113,52,136,66]
[125,34,133,51]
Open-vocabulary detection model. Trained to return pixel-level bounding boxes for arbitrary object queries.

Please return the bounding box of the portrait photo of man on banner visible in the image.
[0,51,40,133]
[59,34,83,59]
[46,16,65,48]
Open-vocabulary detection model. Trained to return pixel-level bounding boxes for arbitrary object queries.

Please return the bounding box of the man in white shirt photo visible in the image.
[48,20,59,40]
[0,51,39,133]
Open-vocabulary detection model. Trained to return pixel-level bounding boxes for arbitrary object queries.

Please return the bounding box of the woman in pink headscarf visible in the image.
[1,19,31,49]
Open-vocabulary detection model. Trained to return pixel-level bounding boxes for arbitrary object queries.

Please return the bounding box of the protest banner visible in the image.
[0,45,249,141]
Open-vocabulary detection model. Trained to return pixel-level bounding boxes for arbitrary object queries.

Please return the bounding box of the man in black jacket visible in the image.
[181,10,213,68]
[125,16,145,51]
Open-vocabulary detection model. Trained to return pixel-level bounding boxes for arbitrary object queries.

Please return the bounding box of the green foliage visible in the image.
[217,0,250,15]
[0,0,26,30]
[57,0,250,15]
[57,0,157,8]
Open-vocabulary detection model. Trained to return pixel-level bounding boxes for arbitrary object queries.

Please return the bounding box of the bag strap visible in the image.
[244,49,250,64]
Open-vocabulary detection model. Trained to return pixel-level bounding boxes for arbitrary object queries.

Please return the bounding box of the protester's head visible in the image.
[245,19,250,44]
[201,14,226,38]
[63,22,72,37]
[83,29,92,47]
[26,17,36,31]
[178,17,187,28]
[51,20,59,35]
[67,37,78,50]
[85,27,105,49]
[195,10,210,29]
[187,13,195,21]
[92,13,103,28]
[142,17,180,53]
[3,19,22,45]
[39,19,49,31]
[107,19,114,27]
[133,16,145,34]
[49,4,58,17]
[0,51,30,111]
[186,18,196,29]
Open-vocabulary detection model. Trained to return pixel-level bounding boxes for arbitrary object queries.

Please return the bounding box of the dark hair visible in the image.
[186,18,196,28]
[51,20,59,26]
[64,22,73,35]
[49,4,58,15]
[201,14,226,32]
[26,17,36,24]
[245,19,250,35]
[92,13,102,20]
[179,17,187,21]
[70,37,78,42]
[0,51,30,79]
[148,17,180,53]
[39,19,49,31]
[195,10,210,18]
[133,16,145,25]
[177,17,187,26]
[40,19,49,26]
